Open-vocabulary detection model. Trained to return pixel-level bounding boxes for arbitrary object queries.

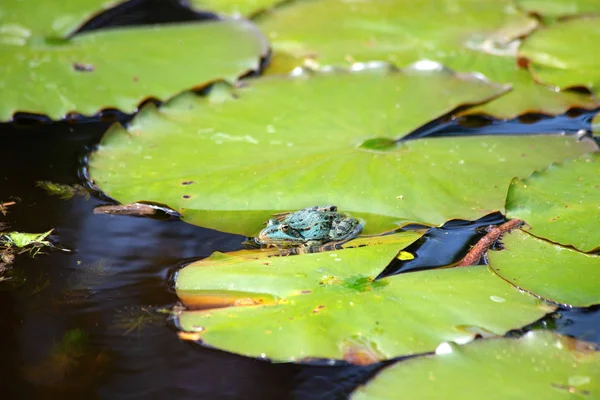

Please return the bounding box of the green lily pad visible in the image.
[0,4,268,120]
[255,0,595,118]
[1,0,122,37]
[516,0,600,19]
[188,0,285,17]
[176,237,551,362]
[488,229,600,307]
[351,331,600,399]
[88,67,598,236]
[459,65,598,118]
[506,153,600,252]
[519,17,600,95]
[256,0,536,69]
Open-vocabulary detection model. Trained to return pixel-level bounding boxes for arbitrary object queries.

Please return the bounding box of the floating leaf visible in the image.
[1,0,122,37]
[176,237,550,362]
[506,153,600,252]
[0,4,268,120]
[488,229,600,307]
[459,65,598,118]
[256,0,595,118]
[88,67,597,236]
[519,17,600,95]
[188,0,285,17]
[2,230,53,248]
[351,331,600,400]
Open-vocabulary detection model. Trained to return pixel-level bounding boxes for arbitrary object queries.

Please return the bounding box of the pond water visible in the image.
[1,110,599,399]
[2,1,600,397]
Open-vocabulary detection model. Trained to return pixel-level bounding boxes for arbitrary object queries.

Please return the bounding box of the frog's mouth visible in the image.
[256,232,305,245]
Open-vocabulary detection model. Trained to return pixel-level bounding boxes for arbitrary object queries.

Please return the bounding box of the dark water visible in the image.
[1,111,599,400]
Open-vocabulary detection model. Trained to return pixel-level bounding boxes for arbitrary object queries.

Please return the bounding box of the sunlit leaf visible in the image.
[256,0,594,118]
[2,229,53,248]
[1,0,123,37]
[0,4,268,120]
[176,236,550,362]
[88,66,597,236]
[488,229,600,307]
[506,153,600,252]
[351,331,600,399]
[459,65,598,118]
[519,17,600,95]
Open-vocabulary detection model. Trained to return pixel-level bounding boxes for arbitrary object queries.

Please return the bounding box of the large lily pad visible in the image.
[0,4,268,120]
[488,229,600,307]
[519,17,600,95]
[351,331,600,399]
[506,153,600,252]
[188,0,285,17]
[255,0,595,118]
[88,67,598,236]
[176,238,550,363]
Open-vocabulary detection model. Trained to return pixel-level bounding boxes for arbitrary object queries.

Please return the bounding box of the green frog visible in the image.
[256,205,363,248]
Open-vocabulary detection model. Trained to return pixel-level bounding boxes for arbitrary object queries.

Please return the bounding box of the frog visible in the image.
[256,205,363,248]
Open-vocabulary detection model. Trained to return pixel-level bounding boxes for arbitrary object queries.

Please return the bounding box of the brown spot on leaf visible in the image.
[182,195,191,199]
[181,181,195,185]
[73,62,95,72]
[341,338,385,365]
[300,290,312,294]
[133,75,139,82]
[516,56,529,69]
[312,305,325,314]
[235,298,262,306]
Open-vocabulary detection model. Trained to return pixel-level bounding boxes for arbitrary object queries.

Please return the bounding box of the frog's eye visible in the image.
[280,224,301,238]
[280,224,291,233]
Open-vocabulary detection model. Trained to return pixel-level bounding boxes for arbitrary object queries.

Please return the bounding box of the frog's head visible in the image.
[256,218,305,246]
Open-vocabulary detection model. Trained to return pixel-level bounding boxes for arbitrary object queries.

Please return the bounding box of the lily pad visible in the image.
[459,65,598,118]
[256,0,536,70]
[255,0,595,118]
[88,67,598,236]
[488,229,600,307]
[506,153,600,252]
[516,0,600,19]
[519,17,600,95]
[351,331,600,400]
[0,4,268,120]
[188,0,285,17]
[176,237,550,362]
[1,0,122,37]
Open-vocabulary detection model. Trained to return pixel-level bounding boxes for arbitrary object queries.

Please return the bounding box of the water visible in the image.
[1,111,598,399]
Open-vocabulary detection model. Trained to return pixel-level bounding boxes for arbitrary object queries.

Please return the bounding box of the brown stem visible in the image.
[457,219,524,267]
